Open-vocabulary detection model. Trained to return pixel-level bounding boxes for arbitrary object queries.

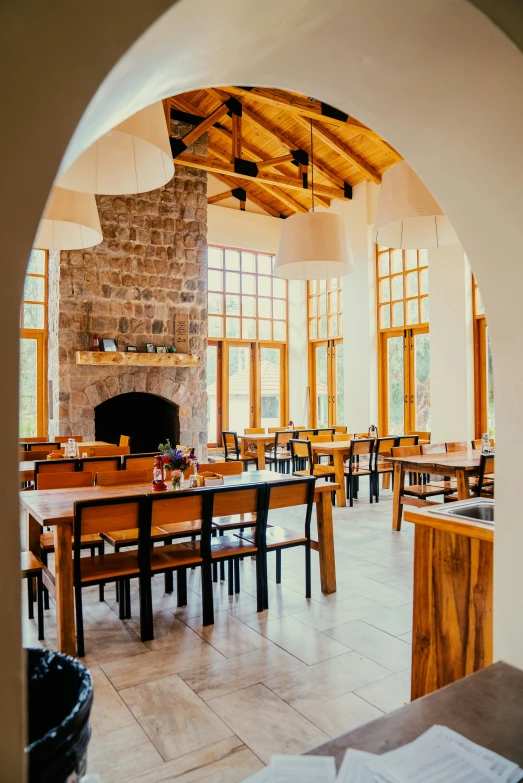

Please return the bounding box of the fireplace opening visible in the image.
[94,392,180,454]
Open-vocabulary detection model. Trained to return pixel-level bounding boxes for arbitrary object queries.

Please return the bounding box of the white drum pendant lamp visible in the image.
[275,121,354,280]
[34,187,102,250]
[373,161,457,248]
[58,101,174,195]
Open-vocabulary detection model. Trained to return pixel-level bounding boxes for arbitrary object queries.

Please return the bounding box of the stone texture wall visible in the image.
[48,122,208,457]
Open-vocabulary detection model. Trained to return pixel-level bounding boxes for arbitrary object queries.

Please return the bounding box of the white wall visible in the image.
[207,205,282,253]
[428,245,475,442]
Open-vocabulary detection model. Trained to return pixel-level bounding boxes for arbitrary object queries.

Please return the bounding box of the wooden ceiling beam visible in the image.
[207,189,234,205]
[208,142,307,214]
[175,153,346,199]
[174,101,230,150]
[292,114,381,184]
[210,173,283,218]
[257,154,295,169]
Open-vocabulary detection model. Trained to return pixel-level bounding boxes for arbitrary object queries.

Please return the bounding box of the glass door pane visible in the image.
[334,342,344,425]
[386,335,405,435]
[486,328,495,435]
[260,346,281,430]
[206,343,218,444]
[412,331,431,431]
[20,337,38,437]
[315,344,329,428]
[227,345,251,434]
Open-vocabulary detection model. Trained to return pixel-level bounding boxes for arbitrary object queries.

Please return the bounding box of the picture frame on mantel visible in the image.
[102,339,117,352]
[127,346,137,352]
[146,344,155,353]
[156,346,167,354]
[174,314,189,353]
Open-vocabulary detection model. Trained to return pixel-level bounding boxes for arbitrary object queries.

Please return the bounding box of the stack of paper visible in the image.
[241,726,522,782]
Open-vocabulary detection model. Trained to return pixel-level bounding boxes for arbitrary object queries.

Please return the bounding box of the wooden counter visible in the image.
[405,504,493,700]
[308,662,523,769]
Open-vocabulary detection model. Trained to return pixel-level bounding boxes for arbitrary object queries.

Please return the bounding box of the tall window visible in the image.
[20,249,48,437]
[308,278,344,427]
[473,277,495,436]
[206,245,288,444]
[376,247,430,435]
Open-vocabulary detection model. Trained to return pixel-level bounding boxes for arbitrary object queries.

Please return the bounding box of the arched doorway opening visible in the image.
[94,392,179,453]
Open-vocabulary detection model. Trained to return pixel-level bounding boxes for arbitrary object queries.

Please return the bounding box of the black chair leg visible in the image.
[41,551,50,610]
[118,579,126,620]
[305,544,311,599]
[75,584,85,657]
[228,559,234,596]
[349,474,354,507]
[202,564,214,626]
[177,568,188,607]
[275,550,281,584]
[124,579,131,619]
[98,542,105,602]
[234,558,240,594]
[139,574,153,641]
[27,576,34,620]
[36,573,44,641]
[164,570,174,594]
[255,551,265,613]
[212,530,218,582]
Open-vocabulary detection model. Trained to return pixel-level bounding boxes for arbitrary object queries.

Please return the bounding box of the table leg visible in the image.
[54,524,76,656]
[333,451,346,506]
[27,513,41,556]
[257,440,266,470]
[382,473,391,490]
[392,462,405,532]
[456,469,471,500]
[316,491,336,593]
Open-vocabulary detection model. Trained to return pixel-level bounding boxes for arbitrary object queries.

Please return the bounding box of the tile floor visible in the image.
[23,484,414,782]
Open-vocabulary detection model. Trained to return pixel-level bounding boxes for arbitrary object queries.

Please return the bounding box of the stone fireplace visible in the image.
[47,120,209,458]
[94,392,180,453]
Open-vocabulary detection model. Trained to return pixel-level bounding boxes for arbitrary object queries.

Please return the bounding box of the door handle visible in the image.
[404,394,408,404]
[410,395,414,404]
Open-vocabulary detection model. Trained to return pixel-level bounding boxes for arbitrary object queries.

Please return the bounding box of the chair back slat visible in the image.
[34,459,77,475]
[352,438,374,456]
[80,456,121,473]
[472,438,495,450]
[375,437,397,455]
[199,461,244,475]
[150,492,205,527]
[54,435,84,443]
[245,428,265,434]
[87,446,130,457]
[289,439,310,459]
[268,480,313,510]
[27,442,58,452]
[308,434,332,442]
[222,431,239,458]
[446,441,469,452]
[119,435,131,447]
[334,426,348,433]
[97,469,148,487]
[296,430,314,439]
[396,435,419,447]
[37,471,93,490]
[122,453,159,471]
[213,487,259,517]
[76,497,143,536]
[421,443,446,454]
[333,433,349,441]
[391,445,422,458]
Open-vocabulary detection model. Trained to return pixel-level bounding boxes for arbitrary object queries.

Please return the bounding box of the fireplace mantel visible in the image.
[75,351,200,368]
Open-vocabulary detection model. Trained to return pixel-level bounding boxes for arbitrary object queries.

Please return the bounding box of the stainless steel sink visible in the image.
[429,498,494,524]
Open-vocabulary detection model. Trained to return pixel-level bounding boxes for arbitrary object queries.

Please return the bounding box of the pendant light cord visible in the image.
[310,119,315,212]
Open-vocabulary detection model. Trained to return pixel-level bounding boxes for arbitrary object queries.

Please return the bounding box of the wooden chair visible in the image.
[223,430,258,468]
[289,440,336,505]
[73,496,146,655]
[475,453,495,497]
[79,455,121,473]
[308,434,333,442]
[396,435,419,447]
[407,431,430,442]
[37,471,93,490]
[297,430,315,440]
[141,490,213,634]
[334,426,348,433]
[446,441,469,452]
[372,437,397,501]
[54,436,83,443]
[22,551,45,640]
[199,461,243,475]
[34,459,78,480]
[20,437,49,443]
[333,433,349,441]
[472,439,495,450]
[26,442,59,454]
[245,428,265,434]
[238,476,315,603]
[268,427,286,433]
[344,439,375,506]
[119,435,132,448]
[96,469,148,487]
[122,453,159,473]
[88,445,130,457]
[391,445,454,500]
[265,431,292,473]
[316,428,335,436]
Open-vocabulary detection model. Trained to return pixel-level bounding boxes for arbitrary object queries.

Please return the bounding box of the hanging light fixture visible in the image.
[373,161,457,248]
[34,187,102,250]
[274,121,354,280]
[58,101,174,195]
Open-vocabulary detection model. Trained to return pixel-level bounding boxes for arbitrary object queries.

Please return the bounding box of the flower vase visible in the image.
[171,473,184,491]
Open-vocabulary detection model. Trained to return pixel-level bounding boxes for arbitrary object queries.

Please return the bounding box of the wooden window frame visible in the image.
[376,246,429,332]
[307,277,343,341]
[308,337,343,428]
[206,245,289,445]
[20,249,48,438]
[472,276,493,437]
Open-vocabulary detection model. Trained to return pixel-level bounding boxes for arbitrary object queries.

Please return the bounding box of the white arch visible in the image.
[1,0,523,775]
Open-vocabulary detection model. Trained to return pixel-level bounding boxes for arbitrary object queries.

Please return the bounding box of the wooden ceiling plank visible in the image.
[175,153,347,199]
[293,114,381,184]
[207,189,234,205]
[232,113,242,161]
[211,173,283,218]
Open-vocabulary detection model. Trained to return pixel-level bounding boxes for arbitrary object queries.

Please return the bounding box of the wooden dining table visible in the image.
[388,449,483,531]
[311,440,353,507]
[20,470,339,656]
[236,433,294,470]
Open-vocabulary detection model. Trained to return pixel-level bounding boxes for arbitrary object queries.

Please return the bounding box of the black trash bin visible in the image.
[26,648,94,783]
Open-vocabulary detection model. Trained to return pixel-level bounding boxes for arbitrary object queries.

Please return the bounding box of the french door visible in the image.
[207,340,287,443]
[20,330,47,438]
[474,317,495,437]
[310,339,344,428]
[380,327,430,435]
